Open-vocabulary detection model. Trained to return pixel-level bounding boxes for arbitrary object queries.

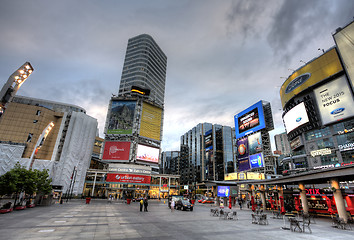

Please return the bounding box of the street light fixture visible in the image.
[0,62,34,116]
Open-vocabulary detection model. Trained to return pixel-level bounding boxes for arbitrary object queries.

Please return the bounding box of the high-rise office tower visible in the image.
[118,34,167,106]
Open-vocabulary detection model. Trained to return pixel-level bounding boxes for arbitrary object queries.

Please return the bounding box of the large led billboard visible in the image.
[314,75,354,125]
[248,132,262,155]
[107,101,136,134]
[249,152,264,169]
[102,141,131,161]
[234,101,266,139]
[205,129,213,151]
[217,186,230,197]
[333,21,354,91]
[139,102,162,141]
[236,137,248,159]
[136,144,159,164]
[280,48,343,108]
[283,102,309,133]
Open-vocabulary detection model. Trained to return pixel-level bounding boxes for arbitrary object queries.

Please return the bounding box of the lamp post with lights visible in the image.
[0,62,34,118]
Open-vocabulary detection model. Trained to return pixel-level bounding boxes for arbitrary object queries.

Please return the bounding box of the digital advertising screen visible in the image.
[333,21,354,90]
[136,144,159,164]
[238,157,250,172]
[236,137,249,159]
[234,101,266,139]
[283,102,309,133]
[280,48,343,108]
[314,75,354,125]
[107,100,136,134]
[106,173,151,184]
[249,152,264,169]
[217,186,230,197]
[248,132,262,155]
[139,102,162,141]
[102,141,131,161]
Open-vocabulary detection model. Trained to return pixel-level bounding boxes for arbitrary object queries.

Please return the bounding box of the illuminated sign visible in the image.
[283,102,309,133]
[248,132,262,155]
[136,144,159,163]
[131,86,150,96]
[249,152,264,169]
[246,172,265,180]
[139,102,162,141]
[338,142,354,152]
[217,186,230,197]
[102,141,131,161]
[290,136,303,150]
[314,75,354,125]
[106,173,151,184]
[280,48,343,108]
[224,172,238,180]
[107,101,136,134]
[310,148,332,157]
[236,137,249,159]
[234,101,266,139]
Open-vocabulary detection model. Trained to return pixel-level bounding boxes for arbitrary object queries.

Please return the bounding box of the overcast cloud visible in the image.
[0,0,353,151]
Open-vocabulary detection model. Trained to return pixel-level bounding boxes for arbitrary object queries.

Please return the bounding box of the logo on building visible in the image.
[331,108,345,115]
[296,117,302,122]
[310,148,332,157]
[285,73,311,94]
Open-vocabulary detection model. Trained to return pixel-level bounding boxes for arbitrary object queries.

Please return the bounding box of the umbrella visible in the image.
[294,196,300,212]
[229,196,232,209]
[269,197,275,210]
[251,196,256,212]
[326,197,333,215]
[279,196,285,214]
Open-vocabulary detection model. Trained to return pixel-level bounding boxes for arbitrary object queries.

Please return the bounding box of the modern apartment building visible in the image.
[274,132,291,156]
[118,34,167,106]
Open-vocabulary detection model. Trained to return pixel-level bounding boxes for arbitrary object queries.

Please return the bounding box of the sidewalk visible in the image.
[0,199,353,240]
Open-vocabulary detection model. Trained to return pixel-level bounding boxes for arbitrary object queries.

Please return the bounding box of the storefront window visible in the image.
[320,153,338,165]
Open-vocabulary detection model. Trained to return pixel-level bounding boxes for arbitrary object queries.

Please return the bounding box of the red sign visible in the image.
[102,141,130,161]
[306,189,320,195]
[106,173,151,184]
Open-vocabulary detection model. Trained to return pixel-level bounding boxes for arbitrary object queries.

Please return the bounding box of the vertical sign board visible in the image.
[314,75,354,125]
[248,132,262,155]
[333,21,354,91]
[236,137,250,171]
[107,101,136,134]
[249,152,264,169]
[140,102,162,141]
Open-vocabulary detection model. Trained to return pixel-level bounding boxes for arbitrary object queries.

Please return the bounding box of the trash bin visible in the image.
[86,197,91,204]
[126,199,131,204]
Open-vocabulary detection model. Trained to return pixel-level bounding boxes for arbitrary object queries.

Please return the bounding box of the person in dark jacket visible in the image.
[143,198,148,212]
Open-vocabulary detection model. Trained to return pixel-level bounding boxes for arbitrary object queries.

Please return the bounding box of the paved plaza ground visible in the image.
[0,199,353,240]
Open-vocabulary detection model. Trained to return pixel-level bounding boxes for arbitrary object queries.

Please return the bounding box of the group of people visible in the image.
[139,198,149,212]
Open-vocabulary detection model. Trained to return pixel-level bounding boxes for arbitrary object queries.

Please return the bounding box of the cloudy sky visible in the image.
[1,0,353,151]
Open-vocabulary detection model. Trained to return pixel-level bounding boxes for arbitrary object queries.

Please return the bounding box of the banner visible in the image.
[102,141,131,161]
[106,173,151,184]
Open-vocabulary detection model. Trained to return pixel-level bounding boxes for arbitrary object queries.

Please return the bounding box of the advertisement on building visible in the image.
[136,144,159,164]
[234,101,266,139]
[205,129,213,151]
[290,136,303,150]
[107,100,136,134]
[333,21,354,90]
[283,102,310,133]
[248,132,262,155]
[246,172,265,180]
[106,173,151,184]
[139,102,162,141]
[280,48,343,108]
[236,137,248,159]
[217,186,230,197]
[314,75,354,125]
[249,152,264,169]
[102,141,131,161]
[238,158,250,172]
[224,172,238,180]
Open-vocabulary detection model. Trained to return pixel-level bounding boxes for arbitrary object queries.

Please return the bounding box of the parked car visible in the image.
[168,195,184,208]
[176,198,194,211]
[202,198,215,204]
[198,196,207,203]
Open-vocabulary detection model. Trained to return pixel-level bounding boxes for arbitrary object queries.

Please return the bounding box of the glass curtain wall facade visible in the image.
[161,151,180,175]
[180,123,235,185]
[118,34,167,106]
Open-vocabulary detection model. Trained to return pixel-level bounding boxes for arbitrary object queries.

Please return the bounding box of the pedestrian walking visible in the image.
[171,199,175,212]
[238,198,243,210]
[143,198,148,212]
[139,199,144,212]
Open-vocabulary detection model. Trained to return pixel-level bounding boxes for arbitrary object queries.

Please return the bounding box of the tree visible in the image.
[0,163,52,205]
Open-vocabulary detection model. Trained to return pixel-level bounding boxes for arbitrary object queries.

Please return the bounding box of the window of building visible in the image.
[316,138,334,149]
[320,153,338,165]
[305,127,331,141]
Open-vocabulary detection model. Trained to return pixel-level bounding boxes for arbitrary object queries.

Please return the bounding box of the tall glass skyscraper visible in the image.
[118,34,167,106]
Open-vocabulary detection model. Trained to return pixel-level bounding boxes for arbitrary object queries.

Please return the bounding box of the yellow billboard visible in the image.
[280,48,343,108]
[224,172,238,180]
[246,172,265,180]
[140,102,162,141]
